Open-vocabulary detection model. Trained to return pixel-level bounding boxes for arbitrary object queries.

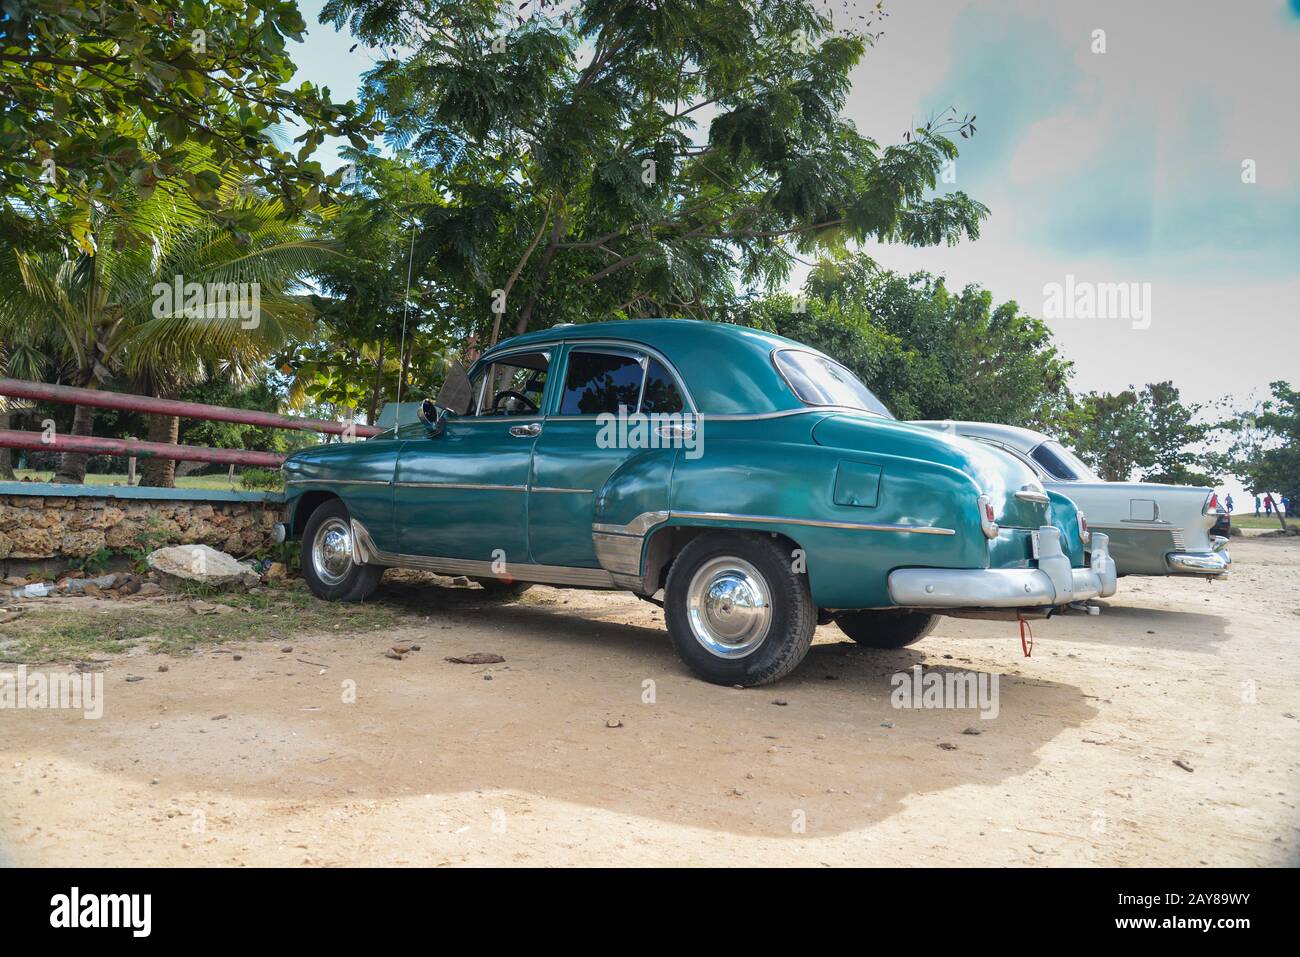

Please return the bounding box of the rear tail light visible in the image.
[1203,493,1221,515]
[977,494,999,539]
[1078,511,1091,545]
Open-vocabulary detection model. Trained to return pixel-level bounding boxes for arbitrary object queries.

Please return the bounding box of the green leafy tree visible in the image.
[322,0,987,340]
[800,264,1072,425]
[0,0,379,236]
[730,290,920,416]
[0,169,335,485]
[178,375,313,457]
[1138,381,1217,486]
[1061,383,1219,486]
[1227,381,1298,527]
[1059,390,1153,482]
[282,151,457,423]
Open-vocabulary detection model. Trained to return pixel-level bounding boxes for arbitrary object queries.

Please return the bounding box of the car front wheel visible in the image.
[302,499,383,602]
[664,532,816,686]
[832,609,937,648]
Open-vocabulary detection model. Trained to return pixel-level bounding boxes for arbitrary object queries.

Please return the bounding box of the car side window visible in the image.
[640,358,684,414]
[558,350,644,415]
[468,352,549,416]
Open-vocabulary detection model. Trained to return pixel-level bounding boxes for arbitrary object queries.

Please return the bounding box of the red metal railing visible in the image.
[0,378,381,470]
[0,429,286,468]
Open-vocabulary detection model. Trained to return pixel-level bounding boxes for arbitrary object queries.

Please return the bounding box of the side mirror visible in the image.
[419,398,452,437]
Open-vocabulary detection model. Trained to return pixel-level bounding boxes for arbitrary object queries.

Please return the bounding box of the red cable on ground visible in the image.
[1019,616,1034,657]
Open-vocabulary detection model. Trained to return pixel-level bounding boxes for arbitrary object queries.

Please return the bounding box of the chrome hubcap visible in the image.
[312,517,354,586]
[686,556,772,659]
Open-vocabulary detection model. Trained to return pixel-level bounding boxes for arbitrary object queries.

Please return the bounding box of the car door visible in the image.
[395,349,551,563]
[527,344,687,567]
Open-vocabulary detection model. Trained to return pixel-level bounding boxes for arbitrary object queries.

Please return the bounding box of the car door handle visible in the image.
[509,422,542,437]
[656,423,695,439]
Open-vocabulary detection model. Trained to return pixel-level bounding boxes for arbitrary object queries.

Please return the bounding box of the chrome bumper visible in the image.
[1167,550,1231,575]
[888,528,1116,609]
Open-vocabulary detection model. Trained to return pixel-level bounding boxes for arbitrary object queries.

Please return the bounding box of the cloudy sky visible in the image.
[292,0,1299,423]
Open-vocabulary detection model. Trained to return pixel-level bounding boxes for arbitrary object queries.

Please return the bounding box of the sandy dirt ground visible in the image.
[2,534,1298,867]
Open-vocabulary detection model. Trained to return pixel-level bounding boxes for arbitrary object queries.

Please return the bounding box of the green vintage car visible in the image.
[277,319,1115,686]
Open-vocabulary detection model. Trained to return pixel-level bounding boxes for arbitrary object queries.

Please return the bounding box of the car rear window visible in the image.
[1030,441,1099,482]
[774,349,893,418]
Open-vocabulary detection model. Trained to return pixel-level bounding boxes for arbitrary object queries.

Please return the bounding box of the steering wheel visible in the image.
[491,389,539,415]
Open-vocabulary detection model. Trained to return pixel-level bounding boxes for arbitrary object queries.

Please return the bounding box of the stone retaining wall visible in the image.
[0,489,282,564]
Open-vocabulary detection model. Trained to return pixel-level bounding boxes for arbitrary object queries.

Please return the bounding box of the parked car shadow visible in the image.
[313,580,1097,839]
[1035,602,1228,653]
[5,578,1098,848]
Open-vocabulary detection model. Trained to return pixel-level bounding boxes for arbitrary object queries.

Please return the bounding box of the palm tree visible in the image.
[0,207,61,480]
[0,171,337,485]
[121,195,330,486]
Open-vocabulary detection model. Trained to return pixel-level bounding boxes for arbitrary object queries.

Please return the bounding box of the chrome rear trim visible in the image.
[1167,550,1231,575]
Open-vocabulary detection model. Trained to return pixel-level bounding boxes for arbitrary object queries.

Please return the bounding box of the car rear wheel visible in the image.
[833,609,938,648]
[664,532,816,686]
[302,499,383,602]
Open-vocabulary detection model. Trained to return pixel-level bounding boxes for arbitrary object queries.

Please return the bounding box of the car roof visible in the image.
[911,419,1052,452]
[480,318,824,415]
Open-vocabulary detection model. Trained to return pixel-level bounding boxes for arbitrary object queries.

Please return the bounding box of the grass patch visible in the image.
[0,583,403,664]
[11,469,252,492]
[1227,514,1292,530]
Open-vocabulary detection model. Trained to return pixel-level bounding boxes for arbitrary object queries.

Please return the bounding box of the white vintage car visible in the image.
[913,421,1230,578]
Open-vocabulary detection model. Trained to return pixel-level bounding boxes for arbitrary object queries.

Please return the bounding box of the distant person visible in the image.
[1283,496,1292,517]
[1264,493,1275,516]
[1255,495,1262,516]
[1225,494,1234,514]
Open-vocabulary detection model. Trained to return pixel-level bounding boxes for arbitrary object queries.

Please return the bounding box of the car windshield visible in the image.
[774,349,893,418]
[1030,440,1100,482]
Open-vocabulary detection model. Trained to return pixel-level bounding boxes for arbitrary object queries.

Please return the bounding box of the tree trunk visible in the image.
[53,399,97,484]
[367,339,386,425]
[138,413,180,487]
[513,221,565,337]
[0,410,13,480]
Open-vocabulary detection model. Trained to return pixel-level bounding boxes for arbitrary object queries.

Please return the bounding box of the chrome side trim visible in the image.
[591,511,670,580]
[285,478,391,487]
[1091,522,1181,532]
[672,511,956,535]
[553,338,698,415]
[480,337,698,415]
[448,415,542,425]
[349,520,616,588]
[592,510,670,536]
[396,481,526,491]
[700,406,893,422]
[394,482,591,493]
[592,532,644,577]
